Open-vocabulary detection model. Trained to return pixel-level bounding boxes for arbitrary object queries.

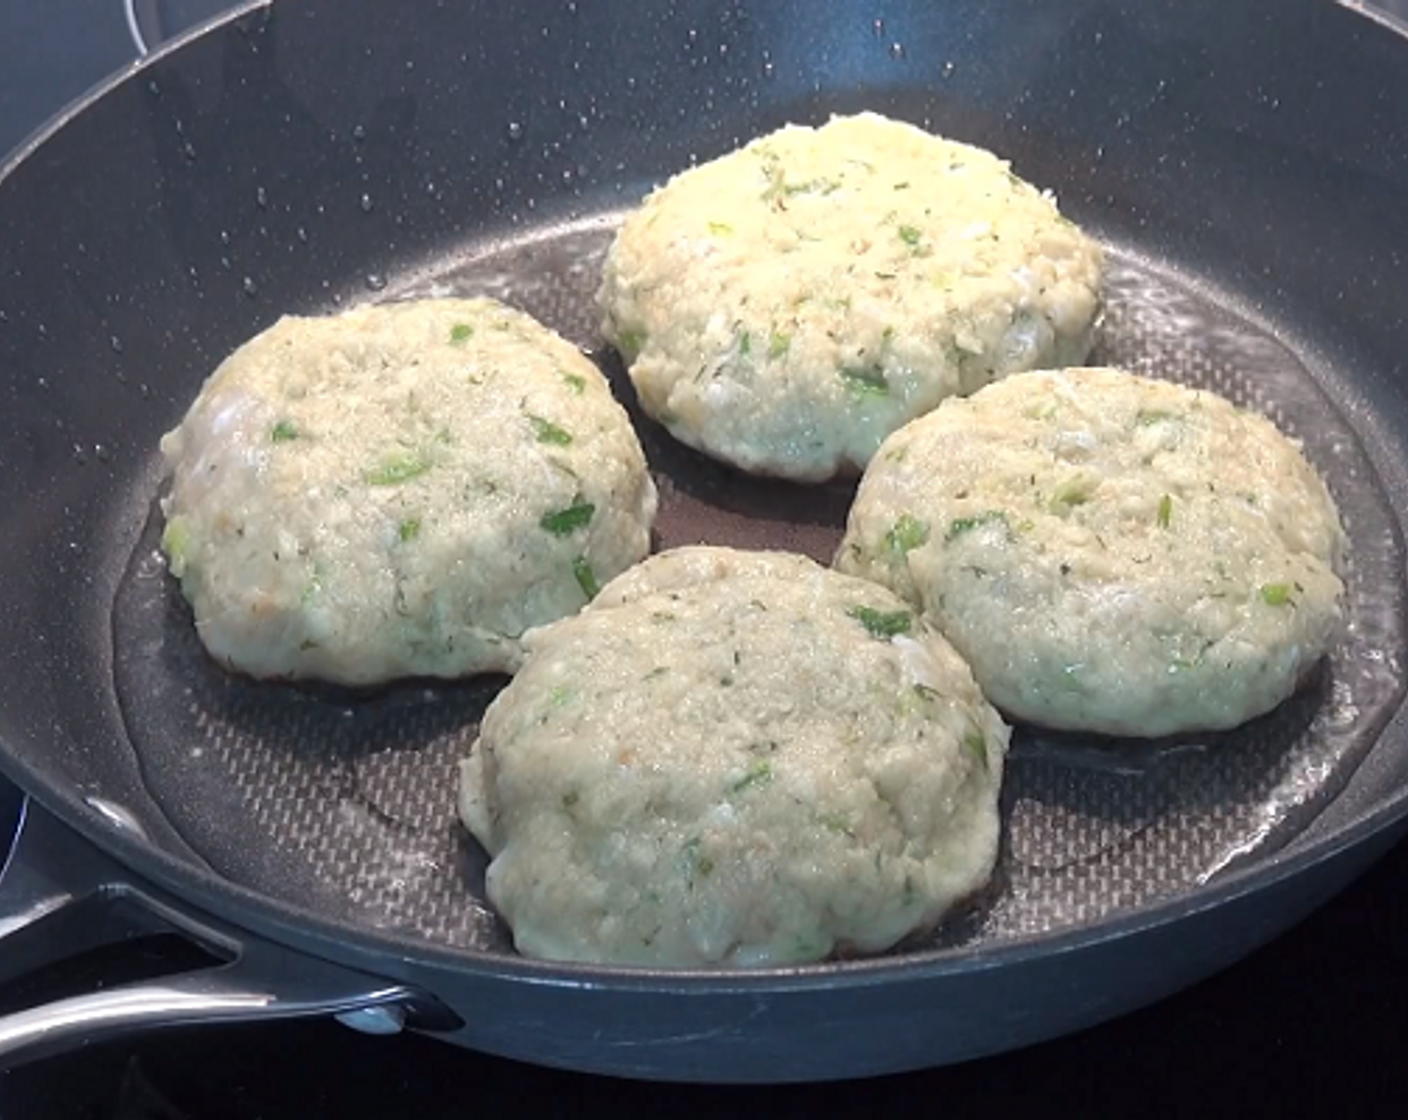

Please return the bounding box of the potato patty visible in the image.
[597,111,1103,481]
[836,366,1347,736]
[459,546,1009,968]
[159,297,657,686]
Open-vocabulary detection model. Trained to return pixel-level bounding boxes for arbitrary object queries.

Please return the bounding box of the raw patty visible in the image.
[596,110,1104,482]
[158,297,658,686]
[458,546,1009,968]
[835,366,1348,737]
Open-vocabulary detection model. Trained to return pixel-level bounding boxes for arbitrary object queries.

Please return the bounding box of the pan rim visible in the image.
[4,0,1408,994]
[5,740,1407,991]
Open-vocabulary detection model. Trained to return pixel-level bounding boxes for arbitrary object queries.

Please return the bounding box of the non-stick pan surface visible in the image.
[3,0,1408,1082]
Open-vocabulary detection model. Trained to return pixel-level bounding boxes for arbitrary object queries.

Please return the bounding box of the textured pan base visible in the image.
[111,216,1407,957]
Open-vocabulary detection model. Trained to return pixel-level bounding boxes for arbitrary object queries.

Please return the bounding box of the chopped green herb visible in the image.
[1051,476,1096,507]
[1157,494,1173,529]
[615,327,647,361]
[893,181,911,190]
[707,220,734,235]
[847,605,913,639]
[902,876,918,906]
[548,685,576,707]
[945,510,1009,541]
[562,791,580,809]
[730,759,773,793]
[885,512,930,555]
[1136,409,1176,426]
[449,323,473,344]
[738,330,752,357]
[767,331,791,359]
[839,365,889,398]
[650,610,677,623]
[782,177,841,196]
[540,502,595,535]
[365,451,432,486]
[818,811,852,834]
[572,555,599,599]
[562,372,587,394]
[897,224,923,248]
[1260,583,1294,606]
[529,414,573,445]
[397,518,421,542]
[160,518,190,567]
[963,729,989,770]
[270,420,299,443]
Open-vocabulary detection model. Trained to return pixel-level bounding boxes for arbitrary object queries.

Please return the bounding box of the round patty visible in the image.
[458,546,1009,968]
[596,111,1104,482]
[158,297,658,687]
[835,367,1348,737]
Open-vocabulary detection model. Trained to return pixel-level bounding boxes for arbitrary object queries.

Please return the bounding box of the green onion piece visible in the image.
[707,220,734,235]
[898,224,922,247]
[449,323,473,344]
[365,451,432,486]
[1051,477,1096,506]
[1136,409,1176,426]
[893,181,911,190]
[847,605,913,639]
[964,730,989,770]
[767,331,791,359]
[839,365,889,398]
[885,512,930,555]
[1157,494,1173,529]
[562,791,580,809]
[572,555,600,599]
[945,510,1009,541]
[270,420,299,443]
[540,502,595,536]
[398,518,421,542]
[738,330,752,357]
[818,811,852,834]
[1260,583,1294,606]
[615,327,647,361]
[562,372,586,394]
[730,759,773,793]
[782,177,840,196]
[529,415,573,446]
[160,518,190,567]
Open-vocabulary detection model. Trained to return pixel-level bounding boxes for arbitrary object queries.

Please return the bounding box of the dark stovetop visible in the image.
[2,3,1408,1117]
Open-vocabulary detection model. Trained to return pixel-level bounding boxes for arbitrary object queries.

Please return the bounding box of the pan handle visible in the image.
[0,794,459,1069]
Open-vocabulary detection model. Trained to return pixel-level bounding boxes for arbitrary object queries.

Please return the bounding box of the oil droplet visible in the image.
[762,60,775,79]
[872,18,884,35]
[181,141,197,162]
[255,186,269,208]
[219,230,231,246]
[890,42,906,60]
[296,226,309,243]
[242,276,259,297]
[71,442,89,464]
[506,121,524,141]
[109,335,124,353]
[365,273,387,291]
[942,60,956,77]
[95,442,113,463]
[352,124,367,142]
[147,79,161,96]
[360,193,374,212]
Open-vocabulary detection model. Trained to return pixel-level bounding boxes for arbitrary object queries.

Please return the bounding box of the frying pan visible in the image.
[2,0,1408,1083]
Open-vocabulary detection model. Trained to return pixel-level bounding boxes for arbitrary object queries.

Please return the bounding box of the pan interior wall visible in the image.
[109,215,1407,956]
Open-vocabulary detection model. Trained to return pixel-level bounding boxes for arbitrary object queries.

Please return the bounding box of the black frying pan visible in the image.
[2,0,1408,1083]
